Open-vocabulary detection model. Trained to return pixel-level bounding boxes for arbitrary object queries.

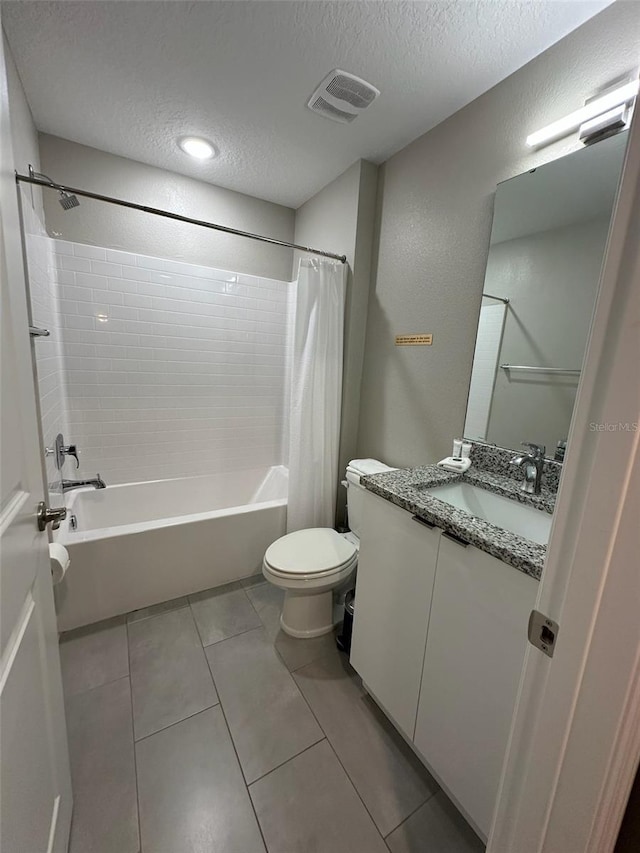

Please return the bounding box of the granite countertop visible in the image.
[361,465,556,580]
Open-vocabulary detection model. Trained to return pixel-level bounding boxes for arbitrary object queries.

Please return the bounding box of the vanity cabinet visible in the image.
[350,488,441,739]
[413,535,538,837]
[351,490,538,840]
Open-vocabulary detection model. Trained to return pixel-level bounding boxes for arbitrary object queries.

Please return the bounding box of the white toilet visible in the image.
[262,459,395,638]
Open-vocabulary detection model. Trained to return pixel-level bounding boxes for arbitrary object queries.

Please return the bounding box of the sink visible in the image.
[423,482,552,545]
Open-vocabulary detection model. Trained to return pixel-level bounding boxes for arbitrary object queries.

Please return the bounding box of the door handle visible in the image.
[442,530,469,548]
[412,514,435,529]
[37,501,67,532]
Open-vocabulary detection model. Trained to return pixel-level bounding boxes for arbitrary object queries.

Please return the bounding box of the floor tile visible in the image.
[206,627,323,783]
[128,607,218,740]
[245,580,338,671]
[294,652,438,837]
[126,595,188,623]
[386,791,485,852]
[66,677,139,853]
[189,582,262,646]
[137,706,265,853]
[60,616,129,697]
[249,740,387,853]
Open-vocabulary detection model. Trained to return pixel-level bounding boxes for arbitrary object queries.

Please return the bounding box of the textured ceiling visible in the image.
[2,0,612,208]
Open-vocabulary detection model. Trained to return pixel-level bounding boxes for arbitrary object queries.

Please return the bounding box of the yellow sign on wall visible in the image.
[395,334,433,346]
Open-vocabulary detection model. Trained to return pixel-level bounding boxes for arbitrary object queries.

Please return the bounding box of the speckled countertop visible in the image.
[361,465,556,580]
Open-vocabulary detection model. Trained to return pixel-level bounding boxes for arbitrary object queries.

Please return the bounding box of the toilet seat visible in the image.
[263,528,357,579]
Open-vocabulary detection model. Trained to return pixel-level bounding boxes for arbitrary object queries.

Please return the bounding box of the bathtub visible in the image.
[55,466,287,631]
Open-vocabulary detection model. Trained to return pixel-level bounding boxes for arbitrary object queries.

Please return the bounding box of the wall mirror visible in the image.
[464,131,628,459]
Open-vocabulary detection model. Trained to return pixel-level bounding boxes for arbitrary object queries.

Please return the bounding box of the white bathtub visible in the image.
[55,466,287,631]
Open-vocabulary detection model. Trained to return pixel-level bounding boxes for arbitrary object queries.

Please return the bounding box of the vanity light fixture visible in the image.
[526,77,639,148]
[178,136,217,160]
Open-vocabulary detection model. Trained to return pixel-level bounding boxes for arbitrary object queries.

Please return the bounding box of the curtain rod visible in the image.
[15,170,347,264]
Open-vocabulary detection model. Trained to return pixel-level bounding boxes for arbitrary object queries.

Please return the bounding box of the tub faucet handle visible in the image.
[65,444,80,468]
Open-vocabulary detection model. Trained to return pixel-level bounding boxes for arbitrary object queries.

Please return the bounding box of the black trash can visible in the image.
[336,589,355,654]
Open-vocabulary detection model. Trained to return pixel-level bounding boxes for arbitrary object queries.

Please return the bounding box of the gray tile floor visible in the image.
[60,577,485,853]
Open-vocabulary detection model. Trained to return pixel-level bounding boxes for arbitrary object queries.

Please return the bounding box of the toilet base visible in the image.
[280,589,334,638]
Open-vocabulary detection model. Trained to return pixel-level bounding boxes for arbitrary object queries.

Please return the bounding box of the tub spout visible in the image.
[61,474,107,493]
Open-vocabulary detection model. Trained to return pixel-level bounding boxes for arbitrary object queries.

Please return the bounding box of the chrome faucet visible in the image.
[61,474,106,493]
[510,443,546,494]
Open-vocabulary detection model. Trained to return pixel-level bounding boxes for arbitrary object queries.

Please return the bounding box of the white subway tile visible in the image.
[53,240,74,255]
[73,244,107,261]
[31,234,291,484]
[76,272,108,289]
[106,249,137,264]
[91,260,123,277]
[62,255,92,273]
[124,293,152,308]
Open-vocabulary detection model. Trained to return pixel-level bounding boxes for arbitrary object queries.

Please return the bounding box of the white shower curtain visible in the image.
[286,258,347,533]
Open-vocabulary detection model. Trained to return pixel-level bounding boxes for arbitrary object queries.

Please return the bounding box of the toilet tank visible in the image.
[346,459,395,538]
[346,480,367,539]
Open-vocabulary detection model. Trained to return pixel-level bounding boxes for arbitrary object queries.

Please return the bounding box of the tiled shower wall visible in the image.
[30,237,292,486]
[22,195,69,499]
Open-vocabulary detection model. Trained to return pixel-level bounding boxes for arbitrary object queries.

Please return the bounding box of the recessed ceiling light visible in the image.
[178,136,217,160]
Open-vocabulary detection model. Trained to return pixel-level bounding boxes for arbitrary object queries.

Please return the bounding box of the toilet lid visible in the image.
[264,528,357,576]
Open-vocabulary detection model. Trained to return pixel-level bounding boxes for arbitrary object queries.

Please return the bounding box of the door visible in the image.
[350,489,441,739]
[489,100,640,852]
[0,37,72,853]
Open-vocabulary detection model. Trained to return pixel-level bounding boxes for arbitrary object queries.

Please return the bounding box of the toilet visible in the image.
[262,459,395,638]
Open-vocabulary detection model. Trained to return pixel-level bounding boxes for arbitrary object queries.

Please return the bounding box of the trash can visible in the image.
[336,589,355,654]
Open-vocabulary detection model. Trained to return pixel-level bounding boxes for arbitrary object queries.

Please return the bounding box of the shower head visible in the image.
[58,191,80,210]
[28,167,80,211]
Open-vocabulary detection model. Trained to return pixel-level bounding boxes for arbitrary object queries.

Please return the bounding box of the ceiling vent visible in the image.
[307,70,380,124]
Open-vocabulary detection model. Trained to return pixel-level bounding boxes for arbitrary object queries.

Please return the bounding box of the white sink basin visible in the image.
[425,482,552,545]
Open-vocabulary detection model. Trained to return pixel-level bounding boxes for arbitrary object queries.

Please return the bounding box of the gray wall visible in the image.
[39,134,295,280]
[294,159,378,521]
[485,217,610,453]
[357,1,640,467]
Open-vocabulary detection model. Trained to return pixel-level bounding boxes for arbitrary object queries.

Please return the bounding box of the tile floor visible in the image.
[59,576,485,853]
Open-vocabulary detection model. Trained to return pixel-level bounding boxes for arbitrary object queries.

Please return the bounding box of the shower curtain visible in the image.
[286,258,347,533]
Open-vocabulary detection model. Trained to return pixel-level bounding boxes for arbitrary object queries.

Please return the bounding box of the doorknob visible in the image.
[37,501,67,532]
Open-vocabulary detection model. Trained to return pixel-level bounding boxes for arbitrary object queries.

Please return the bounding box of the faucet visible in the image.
[61,474,106,493]
[510,443,546,494]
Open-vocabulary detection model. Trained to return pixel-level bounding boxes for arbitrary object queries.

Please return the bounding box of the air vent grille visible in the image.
[311,96,358,124]
[326,74,378,109]
[307,69,380,124]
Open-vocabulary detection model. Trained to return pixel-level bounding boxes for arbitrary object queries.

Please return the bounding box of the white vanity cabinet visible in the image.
[351,490,539,840]
[414,535,538,837]
[350,489,441,739]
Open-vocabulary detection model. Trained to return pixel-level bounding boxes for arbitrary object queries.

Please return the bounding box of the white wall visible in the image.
[21,195,69,499]
[39,134,295,281]
[51,239,291,486]
[357,2,640,467]
[2,31,42,213]
[2,31,67,497]
[294,159,378,521]
[484,217,610,452]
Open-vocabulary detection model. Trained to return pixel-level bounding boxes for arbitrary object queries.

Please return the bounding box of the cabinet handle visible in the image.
[442,530,469,548]
[412,514,435,529]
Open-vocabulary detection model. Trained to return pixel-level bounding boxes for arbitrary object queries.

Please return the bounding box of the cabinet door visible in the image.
[414,535,538,838]
[350,490,440,739]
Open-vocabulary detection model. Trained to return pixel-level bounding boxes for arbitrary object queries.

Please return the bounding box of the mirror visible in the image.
[464,132,628,459]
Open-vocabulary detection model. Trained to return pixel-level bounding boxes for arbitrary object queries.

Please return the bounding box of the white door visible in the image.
[0,36,72,853]
[489,99,640,851]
